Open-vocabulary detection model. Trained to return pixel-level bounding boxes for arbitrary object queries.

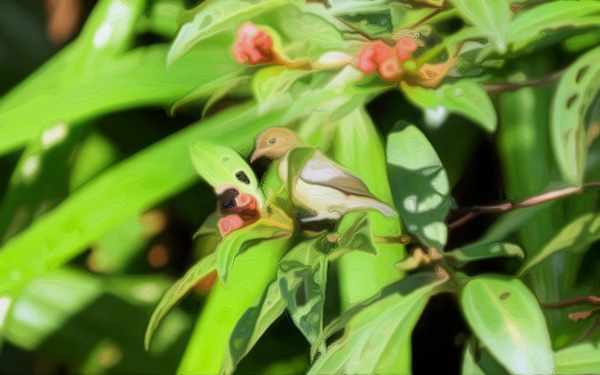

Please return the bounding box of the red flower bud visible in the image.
[218,215,245,237]
[233,22,275,65]
[395,37,418,61]
[357,41,392,75]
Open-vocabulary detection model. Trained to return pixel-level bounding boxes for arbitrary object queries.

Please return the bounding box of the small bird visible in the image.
[250,127,396,222]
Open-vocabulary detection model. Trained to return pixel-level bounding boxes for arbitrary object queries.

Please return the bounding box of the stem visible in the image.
[480,69,565,93]
[543,295,600,309]
[448,181,600,229]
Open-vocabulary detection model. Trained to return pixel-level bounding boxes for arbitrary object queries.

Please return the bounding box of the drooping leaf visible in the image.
[386,124,452,249]
[449,0,512,53]
[508,1,600,52]
[168,0,296,64]
[520,213,600,275]
[177,236,291,375]
[190,141,263,201]
[278,238,328,344]
[145,253,217,350]
[400,79,497,133]
[460,276,554,375]
[309,272,448,374]
[446,242,525,268]
[227,280,287,370]
[252,66,312,112]
[550,45,600,185]
[216,218,291,283]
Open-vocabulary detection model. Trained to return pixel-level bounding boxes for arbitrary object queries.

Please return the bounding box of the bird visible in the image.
[250,127,397,222]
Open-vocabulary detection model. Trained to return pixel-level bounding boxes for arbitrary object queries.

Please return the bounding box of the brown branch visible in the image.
[448,181,600,230]
[543,295,600,309]
[479,69,566,93]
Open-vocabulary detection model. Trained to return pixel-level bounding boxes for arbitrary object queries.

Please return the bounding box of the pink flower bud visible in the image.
[357,41,392,75]
[377,57,403,81]
[218,215,245,237]
[395,37,418,61]
[233,22,275,65]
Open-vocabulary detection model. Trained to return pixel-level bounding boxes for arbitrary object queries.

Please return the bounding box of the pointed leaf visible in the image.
[309,272,448,374]
[386,124,452,248]
[145,253,217,349]
[217,218,291,283]
[449,0,512,53]
[446,242,524,267]
[460,276,554,375]
[400,79,497,132]
[520,213,600,275]
[190,141,263,202]
[227,280,287,369]
[551,45,600,185]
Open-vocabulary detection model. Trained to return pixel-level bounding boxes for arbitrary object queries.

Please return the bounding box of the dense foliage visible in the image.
[1,0,600,374]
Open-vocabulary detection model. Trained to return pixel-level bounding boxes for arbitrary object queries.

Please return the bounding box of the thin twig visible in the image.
[448,181,600,229]
[480,69,566,93]
[543,295,600,309]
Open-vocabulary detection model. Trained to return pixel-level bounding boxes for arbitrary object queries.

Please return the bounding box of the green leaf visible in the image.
[309,272,448,374]
[168,0,295,64]
[462,339,510,375]
[446,242,524,267]
[460,276,554,374]
[228,280,287,370]
[386,124,452,249]
[555,333,600,374]
[0,42,240,156]
[551,45,600,185]
[449,0,512,53]
[190,141,262,201]
[0,101,288,299]
[252,66,312,112]
[278,238,328,345]
[520,213,600,275]
[145,253,217,350]
[216,219,290,283]
[400,79,497,133]
[508,1,600,52]
[177,235,291,375]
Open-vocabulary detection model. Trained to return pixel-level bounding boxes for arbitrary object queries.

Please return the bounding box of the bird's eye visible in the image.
[268,138,276,145]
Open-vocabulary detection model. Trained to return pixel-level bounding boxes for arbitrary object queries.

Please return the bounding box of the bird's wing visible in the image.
[299,151,375,198]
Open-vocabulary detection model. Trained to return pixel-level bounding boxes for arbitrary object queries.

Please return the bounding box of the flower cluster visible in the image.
[217,188,260,236]
[355,37,418,81]
[233,22,276,65]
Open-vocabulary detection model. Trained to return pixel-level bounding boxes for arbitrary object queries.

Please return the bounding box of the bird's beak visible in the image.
[249,149,263,163]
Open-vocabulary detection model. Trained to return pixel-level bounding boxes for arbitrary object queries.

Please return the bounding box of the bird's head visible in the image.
[250,127,302,162]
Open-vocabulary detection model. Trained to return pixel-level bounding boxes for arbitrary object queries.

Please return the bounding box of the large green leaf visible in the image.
[252,66,313,112]
[0,43,240,156]
[145,253,216,350]
[400,79,497,133]
[227,280,287,370]
[177,236,292,375]
[0,101,287,299]
[308,272,448,374]
[168,0,296,64]
[460,276,554,374]
[190,141,262,200]
[520,213,600,274]
[508,1,600,52]
[551,45,600,185]
[449,0,512,53]
[278,238,328,345]
[555,332,600,374]
[216,219,291,283]
[386,124,451,249]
